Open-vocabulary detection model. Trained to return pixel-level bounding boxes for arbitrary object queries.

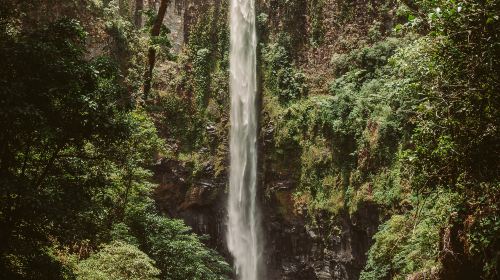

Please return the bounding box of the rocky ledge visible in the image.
[153,158,379,279]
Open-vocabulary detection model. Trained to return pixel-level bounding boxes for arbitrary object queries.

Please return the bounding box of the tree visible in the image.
[0,3,230,279]
[135,0,144,28]
[0,18,132,279]
[143,0,170,96]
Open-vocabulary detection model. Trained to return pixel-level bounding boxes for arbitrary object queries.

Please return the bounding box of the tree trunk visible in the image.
[134,0,144,28]
[143,0,169,97]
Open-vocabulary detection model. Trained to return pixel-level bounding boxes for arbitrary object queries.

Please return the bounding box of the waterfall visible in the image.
[227,0,262,279]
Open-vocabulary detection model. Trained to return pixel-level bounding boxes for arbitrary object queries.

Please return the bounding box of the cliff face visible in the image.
[263,202,379,279]
[150,0,500,278]
[153,158,228,253]
[2,0,497,279]
[149,0,393,278]
[153,158,380,279]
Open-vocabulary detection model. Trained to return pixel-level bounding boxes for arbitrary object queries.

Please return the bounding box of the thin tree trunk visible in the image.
[143,0,169,97]
[134,0,144,28]
[34,144,63,189]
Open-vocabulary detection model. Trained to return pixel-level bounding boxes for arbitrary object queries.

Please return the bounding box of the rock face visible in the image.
[163,0,185,53]
[150,0,383,278]
[153,158,379,279]
[263,201,379,280]
[153,158,228,252]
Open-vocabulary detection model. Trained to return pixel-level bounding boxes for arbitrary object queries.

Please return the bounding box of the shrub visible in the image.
[262,41,307,102]
[77,241,160,280]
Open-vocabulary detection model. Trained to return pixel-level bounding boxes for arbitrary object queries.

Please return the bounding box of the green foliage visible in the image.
[183,1,229,114]
[193,48,212,108]
[264,0,498,277]
[370,160,406,210]
[77,241,160,280]
[103,0,147,93]
[150,0,230,182]
[308,0,324,45]
[0,7,230,280]
[150,91,204,149]
[264,35,415,216]
[268,0,308,49]
[143,7,174,61]
[127,213,231,280]
[361,190,461,280]
[262,40,307,102]
[330,37,403,76]
[359,0,500,278]
[0,19,132,278]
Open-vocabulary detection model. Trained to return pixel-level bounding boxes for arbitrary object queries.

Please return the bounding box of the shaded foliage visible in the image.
[0,3,230,279]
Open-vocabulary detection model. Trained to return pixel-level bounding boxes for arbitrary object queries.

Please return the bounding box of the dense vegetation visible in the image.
[0,1,229,279]
[257,0,499,279]
[0,0,498,279]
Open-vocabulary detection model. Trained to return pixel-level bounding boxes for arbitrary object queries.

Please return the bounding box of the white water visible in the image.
[227,0,262,279]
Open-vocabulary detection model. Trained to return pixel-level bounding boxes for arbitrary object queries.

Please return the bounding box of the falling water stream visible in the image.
[226,0,262,279]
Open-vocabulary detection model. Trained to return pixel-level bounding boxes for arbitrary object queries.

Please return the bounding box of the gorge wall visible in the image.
[2,0,497,279]
[149,0,398,278]
[153,158,380,279]
[146,0,499,279]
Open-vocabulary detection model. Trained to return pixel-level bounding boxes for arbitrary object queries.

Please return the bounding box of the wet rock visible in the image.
[153,158,229,253]
[153,157,380,279]
[206,124,216,135]
[263,201,380,280]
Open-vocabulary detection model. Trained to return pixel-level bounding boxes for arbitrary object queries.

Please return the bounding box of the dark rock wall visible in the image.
[153,157,379,279]
[263,202,379,280]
